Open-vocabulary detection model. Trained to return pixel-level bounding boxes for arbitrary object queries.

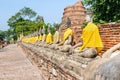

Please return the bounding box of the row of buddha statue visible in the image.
[22,16,104,58]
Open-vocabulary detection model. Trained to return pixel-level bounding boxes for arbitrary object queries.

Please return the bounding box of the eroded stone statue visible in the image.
[34,28,42,46]
[38,28,42,42]
[34,31,39,46]
[50,25,60,49]
[39,26,46,47]
[57,17,73,52]
[84,53,120,80]
[44,27,53,48]
[72,15,104,58]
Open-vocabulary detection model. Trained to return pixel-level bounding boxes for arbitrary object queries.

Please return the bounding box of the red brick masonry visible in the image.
[98,23,120,54]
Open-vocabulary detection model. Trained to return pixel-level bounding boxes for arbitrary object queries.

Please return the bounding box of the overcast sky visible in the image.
[0,0,79,31]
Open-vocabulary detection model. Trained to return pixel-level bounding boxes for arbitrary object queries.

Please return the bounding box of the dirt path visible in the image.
[0,44,44,80]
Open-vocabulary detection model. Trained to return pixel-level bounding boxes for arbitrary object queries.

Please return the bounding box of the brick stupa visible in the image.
[59,0,85,44]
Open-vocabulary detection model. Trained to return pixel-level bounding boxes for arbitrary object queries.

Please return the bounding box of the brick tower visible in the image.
[59,0,85,44]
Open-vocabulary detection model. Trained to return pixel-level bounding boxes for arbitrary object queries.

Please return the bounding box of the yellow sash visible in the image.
[38,35,42,41]
[79,22,104,52]
[53,31,59,43]
[46,33,53,44]
[63,28,73,41]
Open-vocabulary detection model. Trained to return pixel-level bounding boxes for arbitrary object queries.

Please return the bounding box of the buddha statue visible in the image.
[34,31,39,46]
[53,26,60,44]
[50,25,60,49]
[30,34,35,44]
[44,27,53,48]
[58,17,73,52]
[38,26,46,47]
[35,31,39,42]
[72,15,104,58]
[38,28,42,42]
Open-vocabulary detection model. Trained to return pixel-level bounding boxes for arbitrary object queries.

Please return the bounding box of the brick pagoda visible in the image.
[59,0,85,44]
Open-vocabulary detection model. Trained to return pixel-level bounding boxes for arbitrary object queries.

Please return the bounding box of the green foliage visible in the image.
[4,29,13,41]
[0,30,5,41]
[53,23,61,29]
[48,23,61,35]
[83,0,120,23]
[49,26,55,35]
[7,7,44,40]
[20,7,37,20]
[117,20,120,22]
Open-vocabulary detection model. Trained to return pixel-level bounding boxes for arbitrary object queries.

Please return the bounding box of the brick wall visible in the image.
[98,23,120,54]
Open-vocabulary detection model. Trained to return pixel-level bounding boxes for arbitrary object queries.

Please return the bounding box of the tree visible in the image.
[83,0,120,23]
[7,7,39,40]
[53,23,61,29]
[8,7,37,28]
[20,7,37,20]
[0,30,5,41]
[6,29,13,41]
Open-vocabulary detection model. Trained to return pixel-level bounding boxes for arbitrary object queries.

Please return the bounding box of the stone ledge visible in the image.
[19,42,99,80]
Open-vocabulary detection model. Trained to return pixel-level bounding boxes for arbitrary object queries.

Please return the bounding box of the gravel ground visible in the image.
[0,44,44,80]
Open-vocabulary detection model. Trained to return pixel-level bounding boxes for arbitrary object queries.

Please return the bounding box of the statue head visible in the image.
[85,15,92,23]
[48,27,51,33]
[40,16,44,22]
[85,8,93,23]
[42,26,46,34]
[54,24,59,31]
[66,17,71,28]
[39,27,42,35]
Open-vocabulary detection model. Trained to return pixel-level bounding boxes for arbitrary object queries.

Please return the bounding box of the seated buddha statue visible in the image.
[34,31,39,46]
[58,17,73,52]
[35,28,43,46]
[36,31,39,41]
[44,27,53,48]
[50,25,60,49]
[38,26,46,47]
[30,34,36,44]
[38,28,42,42]
[72,15,104,58]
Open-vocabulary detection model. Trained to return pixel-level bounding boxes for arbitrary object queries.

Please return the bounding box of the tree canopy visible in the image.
[83,0,120,23]
[0,30,5,41]
[7,7,44,40]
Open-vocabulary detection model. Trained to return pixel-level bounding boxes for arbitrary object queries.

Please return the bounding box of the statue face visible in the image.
[85,15,92,23]
[66,17,71,28]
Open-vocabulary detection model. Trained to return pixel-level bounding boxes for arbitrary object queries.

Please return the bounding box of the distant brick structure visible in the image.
[59,1,85,44]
